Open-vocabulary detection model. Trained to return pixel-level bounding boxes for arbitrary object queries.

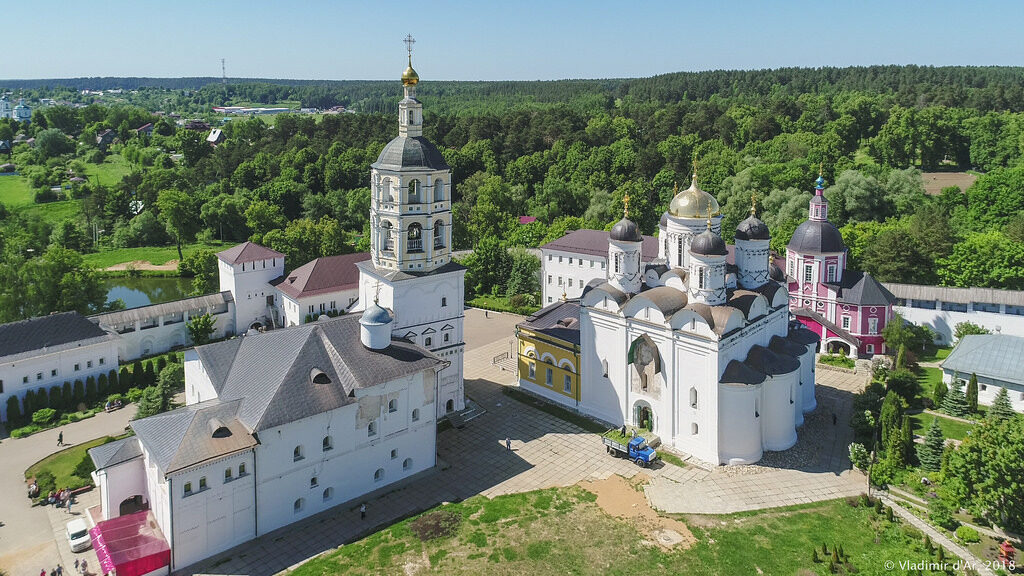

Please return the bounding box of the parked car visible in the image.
[66,518,91,552]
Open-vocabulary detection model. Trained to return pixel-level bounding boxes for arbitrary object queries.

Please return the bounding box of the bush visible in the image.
[85,376,96,402]
[848,442,870,470]
[35,470,56,495]
[6,395,21,424]
[126,387,144,403]
[886,369,920,402]
[107,393,124,404]
[954,525,980,543]
[819,353,856,369]
[928,499,957,530]
[12,424,42,438]
[31,408,57,426]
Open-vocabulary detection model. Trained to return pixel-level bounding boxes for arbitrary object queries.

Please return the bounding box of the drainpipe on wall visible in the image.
[252,447,258,537]
[167,476,174,571]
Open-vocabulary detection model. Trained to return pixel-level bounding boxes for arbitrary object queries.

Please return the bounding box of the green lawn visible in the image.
[916,366,944,396]
[467,294,541,316]
[25,435,123,491]
[918,347,952,363]
[82,154,132,187]
[288,488,948,576]
[0,173,36,208]
[20,199,83,225]
[83,241,237,269]
[909,412,975,441]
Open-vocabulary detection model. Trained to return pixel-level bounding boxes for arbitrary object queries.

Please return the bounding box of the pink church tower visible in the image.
[784,173,895,357]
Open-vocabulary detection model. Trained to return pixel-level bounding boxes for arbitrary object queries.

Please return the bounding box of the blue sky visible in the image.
[9,0,1024,80]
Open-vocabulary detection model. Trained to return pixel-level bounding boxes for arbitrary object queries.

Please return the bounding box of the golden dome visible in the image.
[668,174,721,218]
[402,55,419,86]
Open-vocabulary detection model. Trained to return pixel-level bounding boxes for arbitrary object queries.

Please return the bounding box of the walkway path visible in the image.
[0,408,135,576]
[880,495,997,576]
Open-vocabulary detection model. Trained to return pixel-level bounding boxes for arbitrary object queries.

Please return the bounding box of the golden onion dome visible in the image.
[402,55,419,86]
[668,174,721,218]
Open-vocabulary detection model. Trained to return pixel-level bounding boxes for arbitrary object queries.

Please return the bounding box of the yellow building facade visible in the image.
[515,300,581,405]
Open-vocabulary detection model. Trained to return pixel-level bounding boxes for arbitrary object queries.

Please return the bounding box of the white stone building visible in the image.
[884,283,1024,345]
[0,312,120,421]
[89,312,445,572]
[272,252,371,327]
[216,242,285,331]
[535,176,819,465]
[940,333,1024,412]
[540,230,659,304]
[354,54,466,418]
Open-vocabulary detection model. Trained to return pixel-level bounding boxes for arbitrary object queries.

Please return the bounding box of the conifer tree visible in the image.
[988,387,1015,423]
[941,378,968,418]
[933,379,947,408]
[880,391,903,447]
[917,417,945,471]
[966,373,979,413]
[896,343,907,370]
[901,415,913,463]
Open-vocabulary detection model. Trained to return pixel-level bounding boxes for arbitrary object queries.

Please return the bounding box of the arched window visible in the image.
[434,222,444,248]
[445,399,454,413]
[677,236,683,266]
[640,373,648,392]
[698,267,706,289]
[382,221,394,252]
[293,445,304,462]
[322,436,333,451]
[294,498,305,513]
[691,422,698,435]
[322,487,333,502]
[403,458,412,471]
[408,223,423,252]
[408,180,421,203]
[368,421,377,437]
[433,179,444,202]
[407,110,414,125]
[374,468,384,482]
[382,178,393,202]
[690,387,697,408]
[411,408,420,422]
[388,399,397,413]
[601,358,608,377]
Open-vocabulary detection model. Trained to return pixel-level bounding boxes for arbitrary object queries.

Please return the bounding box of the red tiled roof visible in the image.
[216,242,285,265]
[273,253,371,299]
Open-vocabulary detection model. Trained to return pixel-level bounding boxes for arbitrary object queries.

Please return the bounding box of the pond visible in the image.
[102,277,193,309]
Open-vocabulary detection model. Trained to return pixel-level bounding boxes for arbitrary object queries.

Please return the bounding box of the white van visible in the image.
[66,518,91,552]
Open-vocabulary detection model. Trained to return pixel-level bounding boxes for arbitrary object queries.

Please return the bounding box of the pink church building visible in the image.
[784,175,895,358]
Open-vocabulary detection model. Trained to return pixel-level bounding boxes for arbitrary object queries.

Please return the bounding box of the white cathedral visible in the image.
[550,177,820,465]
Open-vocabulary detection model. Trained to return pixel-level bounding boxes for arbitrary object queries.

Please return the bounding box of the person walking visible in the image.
[57,431,63,447]
[67,497,72,515]
[56,565,63,576]
[360,503,366,519]
[505,437,511,451]
[40,568,46,576]
[74,559,79,573]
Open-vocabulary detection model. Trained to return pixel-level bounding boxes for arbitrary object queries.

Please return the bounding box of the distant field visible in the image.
[921,172,976,195]
[20,199,82,225]
[0,173,36,208]
[82,242,237,269]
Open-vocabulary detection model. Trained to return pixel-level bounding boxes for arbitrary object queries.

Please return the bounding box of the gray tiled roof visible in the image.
[883,282,1024,306]
[720,359,767,386]
[791,307,862,348]
[216,242,285,265]
[372,136,450,172]
[0,311,111,360]
[830,271,895,306]
[540,229,659,260]
[195,315,444,432]
[356,259,467,283]
[745,345,800,375]
[91,291,233,327]
[88,437,143,471]
[518,300,581,346]
[941,334,1024,386]
[130,399,256,474]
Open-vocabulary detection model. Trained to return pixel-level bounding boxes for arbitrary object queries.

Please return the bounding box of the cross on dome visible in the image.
[404,34,416,56]
[623,194,630,218]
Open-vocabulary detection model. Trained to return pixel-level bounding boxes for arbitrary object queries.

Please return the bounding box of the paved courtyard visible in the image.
[1,308,872,576]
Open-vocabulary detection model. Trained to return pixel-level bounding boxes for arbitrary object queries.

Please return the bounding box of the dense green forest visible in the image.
[2,64,1024,321]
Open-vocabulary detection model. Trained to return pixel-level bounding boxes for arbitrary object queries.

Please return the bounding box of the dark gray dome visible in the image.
[360,302,392,325]
[373,136,450,172]
[735,215,770,241]
[610,218,641,242]
[769,262,785,282]
[690,230,728,256]
[659,212,669,228]
[787,220,846,254]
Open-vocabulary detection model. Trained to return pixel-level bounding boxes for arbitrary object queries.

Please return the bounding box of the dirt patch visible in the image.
[921,172,976,196]
[580,474,695,549]
[409,510,461,541]
[104,259,179,271]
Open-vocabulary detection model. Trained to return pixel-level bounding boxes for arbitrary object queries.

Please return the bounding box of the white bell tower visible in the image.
[357,35,466,419]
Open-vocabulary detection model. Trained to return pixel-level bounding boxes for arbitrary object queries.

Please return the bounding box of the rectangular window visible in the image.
[51,369,58,377]
[0,380,3,393]
[545,368,553,386]
[547,297,552,303]
[330,300,336,310]
[99,358,105,365]
[547,275,552,284]
[787,258,794,278]
[803,265,813,283]
[74,364,80,371]
[826,265,836,283]
[698,267,706,289]
[866,344,874,354]
[319,303,326,313]
[563,374,571,394]
[558,276,563,286]
[238,463,246,475]
[22,376,28,383]
[868,318,878,335]
[841,316,851,330]
[199,477,207,490]
[528,362,535,379]
[308,305,314,314]
[589,260,594,268]
[441,297,447,307]
[601,262,605,270]
[184,482,192,496]
[568,257,573,264]
[225,468,232,481]
[36,372,42,380]
[444,333,449,343]
[558,256,563,263]
[547,255,552,261]
[87,360,93,368]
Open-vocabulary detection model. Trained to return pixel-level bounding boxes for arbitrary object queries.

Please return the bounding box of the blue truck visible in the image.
[603,435,658,467]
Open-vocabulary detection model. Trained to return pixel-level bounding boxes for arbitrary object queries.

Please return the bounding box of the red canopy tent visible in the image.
[88,510,170,576]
